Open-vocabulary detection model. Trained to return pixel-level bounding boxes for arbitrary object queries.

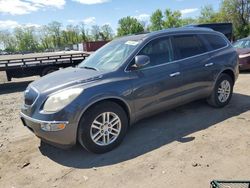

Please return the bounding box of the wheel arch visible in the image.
[221,69,235,84]
[77,96,132,127]
[214,68,236,87]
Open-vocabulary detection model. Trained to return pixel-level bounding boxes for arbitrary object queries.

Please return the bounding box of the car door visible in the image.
[128,36,186,120]
[170,34,214,102]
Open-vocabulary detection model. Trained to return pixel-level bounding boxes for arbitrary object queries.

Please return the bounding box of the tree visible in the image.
[100,24,114,41]
[181,18,197,26]
[62,24,80,45]
[47,21,62,48]
[164,9,182,28]
[220,0,250,38]
[91,25,101,41]
[38,25,53,50]
[117,16,144,36]
[198,5,222,23]
[79,23,90,42]
[150,9,164,31]
[0,30,17,52]
[14,27,39,52]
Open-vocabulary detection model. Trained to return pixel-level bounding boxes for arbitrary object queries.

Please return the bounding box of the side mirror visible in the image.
[133,55,150,69]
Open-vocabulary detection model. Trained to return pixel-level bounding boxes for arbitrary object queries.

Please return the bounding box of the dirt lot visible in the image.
[0,71,249,188]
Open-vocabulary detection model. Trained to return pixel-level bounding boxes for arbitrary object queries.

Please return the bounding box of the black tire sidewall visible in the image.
[213,74,233,107]
[78,102,128,154]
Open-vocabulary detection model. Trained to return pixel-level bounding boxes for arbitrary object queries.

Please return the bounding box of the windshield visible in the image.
[233,39,250,49]
[79,39,141,71]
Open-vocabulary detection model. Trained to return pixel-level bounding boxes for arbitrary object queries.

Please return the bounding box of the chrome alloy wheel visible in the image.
[90,112,121,146]
[218,80,231,103]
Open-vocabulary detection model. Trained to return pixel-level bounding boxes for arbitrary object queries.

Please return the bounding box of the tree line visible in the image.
[0,0,249,53]
[117,0,250,39]
[0,23,114,53]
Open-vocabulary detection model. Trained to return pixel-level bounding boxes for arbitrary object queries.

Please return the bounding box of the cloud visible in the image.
[0,0,65,15]
[134,14,150,22]
[82,17,96,25]
[180,8,199,15]
[28,0,65,9]
[0,0,38,15]
[72,0,110,5]
[0,20,20,29]
[66,17,96,25]
[67,19,77,23]
[0,20,40,29]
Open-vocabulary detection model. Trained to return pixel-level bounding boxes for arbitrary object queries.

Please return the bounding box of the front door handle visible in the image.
[205,63,214,67]
[169,72,180,77]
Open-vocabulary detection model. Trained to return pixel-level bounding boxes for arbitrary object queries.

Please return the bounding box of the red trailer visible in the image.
[83,41,109,52]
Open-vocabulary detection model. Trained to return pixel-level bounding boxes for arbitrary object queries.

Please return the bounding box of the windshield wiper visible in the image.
[81,66,98,71]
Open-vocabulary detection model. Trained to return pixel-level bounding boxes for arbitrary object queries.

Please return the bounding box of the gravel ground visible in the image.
[0,71,249,188]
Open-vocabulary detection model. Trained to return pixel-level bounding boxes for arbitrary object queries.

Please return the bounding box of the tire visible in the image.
[207,73,234,108]
[41,67,58,76]
[78,101,128,154]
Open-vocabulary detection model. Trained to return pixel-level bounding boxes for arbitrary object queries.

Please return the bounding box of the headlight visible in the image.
[43,88,83,113]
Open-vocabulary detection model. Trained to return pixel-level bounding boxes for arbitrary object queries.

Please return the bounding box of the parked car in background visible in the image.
[20,27,238,154]
[233,37,250,70]
[0,51,9,55]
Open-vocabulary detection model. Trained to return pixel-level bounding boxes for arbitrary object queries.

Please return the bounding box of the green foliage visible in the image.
[149,9,182,31]
[0,30,17,51]
[181,18,197,26]
[1,1,250,52]
[220,0,250,39]
[164,9,182,28]
[198,5,221,23]
[91,25,101,41]
[14,27,39,52]
[150,9,164,31]
[100,24,114,41]
[117,16,144,36]
[79,23,89,42]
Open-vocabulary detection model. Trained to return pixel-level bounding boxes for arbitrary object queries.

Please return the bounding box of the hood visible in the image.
[30,67,105,93]
[236,48,250,55]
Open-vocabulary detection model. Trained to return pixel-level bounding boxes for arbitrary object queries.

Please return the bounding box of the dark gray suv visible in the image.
[20,28,239,153]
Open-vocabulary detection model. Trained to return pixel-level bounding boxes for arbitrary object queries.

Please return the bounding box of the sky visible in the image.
[0,0,221,31]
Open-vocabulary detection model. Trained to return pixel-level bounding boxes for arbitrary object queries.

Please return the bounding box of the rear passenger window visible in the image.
[138,37,173,67]
[203,34,227,50]
[171,35,207,60]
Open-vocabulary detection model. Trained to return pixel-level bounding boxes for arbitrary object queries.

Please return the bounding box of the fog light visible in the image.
[41,123,66,132]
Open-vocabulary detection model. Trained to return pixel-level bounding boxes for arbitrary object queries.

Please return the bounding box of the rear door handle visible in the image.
[169,72,180,77]
[205,63,214,67]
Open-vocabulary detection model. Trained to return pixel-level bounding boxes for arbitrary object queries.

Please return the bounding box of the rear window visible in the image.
[203,34,228,50]
[171,34,207,60]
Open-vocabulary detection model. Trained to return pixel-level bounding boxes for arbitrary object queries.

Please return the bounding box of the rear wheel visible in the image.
[207,73,234,108]
[78,101,128,154]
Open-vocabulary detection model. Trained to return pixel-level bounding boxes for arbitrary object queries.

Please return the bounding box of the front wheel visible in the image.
[207,73,234,108]
[78,102,128,154]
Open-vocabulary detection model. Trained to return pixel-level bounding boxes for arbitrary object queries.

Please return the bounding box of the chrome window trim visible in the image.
[124,32,229,72]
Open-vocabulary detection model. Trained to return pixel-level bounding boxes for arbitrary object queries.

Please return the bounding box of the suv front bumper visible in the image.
[20,112,75,148]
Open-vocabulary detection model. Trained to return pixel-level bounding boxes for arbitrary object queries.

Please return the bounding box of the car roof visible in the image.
[115,27,217,42]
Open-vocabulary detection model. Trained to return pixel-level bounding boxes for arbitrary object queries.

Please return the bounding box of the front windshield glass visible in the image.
[79,39,141,71]
[233,40,250,49]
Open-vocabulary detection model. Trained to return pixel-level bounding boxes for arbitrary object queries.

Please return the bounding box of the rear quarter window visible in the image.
[171,34,207,60]
[202,34,228,50]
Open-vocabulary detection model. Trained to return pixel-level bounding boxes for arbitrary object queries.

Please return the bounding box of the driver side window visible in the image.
[138,37,173,68]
